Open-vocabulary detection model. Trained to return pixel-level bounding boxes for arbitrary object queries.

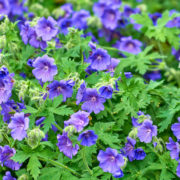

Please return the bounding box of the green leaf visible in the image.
[43,113,55,133]
[49,105,74,116]
[23,105,38,114]
[92,122,119,148]
[39,167,62,180]
[11,150,30,164]
[27,155,41,180]
[52,95,63,108]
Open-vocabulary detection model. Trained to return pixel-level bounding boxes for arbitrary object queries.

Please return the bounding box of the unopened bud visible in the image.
[27,128,45,149]
[128,127,138,139]
[64,125,76,136]
[18,174,29,180]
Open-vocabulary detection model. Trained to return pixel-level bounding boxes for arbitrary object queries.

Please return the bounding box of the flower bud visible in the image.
[52,8,65,19]
[0,35,7,49]
[64,125,76,136]
[27,128,45,149]
[128,127,138,139]
[18,174,29,180]
[87,16,102,29]
[121,157,128,170]
[0,132,4,143]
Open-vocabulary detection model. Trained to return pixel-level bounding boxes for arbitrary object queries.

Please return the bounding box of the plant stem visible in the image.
[52,123,63,133]
[80,49,84,65]
[81,147,93,175]
[38,157,81,177]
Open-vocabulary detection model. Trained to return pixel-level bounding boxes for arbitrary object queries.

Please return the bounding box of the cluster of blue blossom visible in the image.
[166,117,180,177]
[0,0,179,179]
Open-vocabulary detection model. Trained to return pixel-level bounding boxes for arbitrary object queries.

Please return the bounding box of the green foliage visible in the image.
[131,11,180,49]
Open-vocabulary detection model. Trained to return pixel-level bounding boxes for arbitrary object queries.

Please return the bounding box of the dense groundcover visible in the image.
[0,0,180,179]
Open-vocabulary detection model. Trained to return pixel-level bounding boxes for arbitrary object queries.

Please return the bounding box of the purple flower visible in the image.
[97,148,124,175]
[131,111,144,127]
[78,130,98,146]
[76,82,86,105]
[0,74,14,104]
[166,13,180,28]
[137,120,157,143]
[149,12,162,26]
[8,112,29,141]
[3,171,16,180]
[106,58,120,73]
[87,48,111,71]
[171,120,180,140]
[177,161,180,177]
[124,137,136,161]
[72,10,90,30]
[56,132,79,159]
[100,0,122,9]
[101,7,120,30]
[58,18,73,35]
[0,66,9,79]
[0,0,10,16]
[29,29,47,49]
[93,2,106,17]
[134,148,146,160]
[35,17,58,41]
[60,3,73,18]
[9,0,27,16]
[27,59,35,67]
[166,137,180,160]
[172,48,180,61]
[81,88,106,114]
[144,71,162,81]
[115,36,142,55]
[20,22,33,45]
[99,86,113,99]
[123,5,140,18]
[113,169,124,178]
[64,111,90,132]
[0,145,21,170]
[1,100,25,123]
[48,80,74,101]
[32,55,57,83]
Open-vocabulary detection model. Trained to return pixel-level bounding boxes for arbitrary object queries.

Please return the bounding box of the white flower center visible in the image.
[46,26,51,32]
[91,96,96,102]
[44,66,49,71]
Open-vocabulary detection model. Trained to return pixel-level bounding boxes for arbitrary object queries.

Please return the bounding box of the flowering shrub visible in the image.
[0,0,180,179]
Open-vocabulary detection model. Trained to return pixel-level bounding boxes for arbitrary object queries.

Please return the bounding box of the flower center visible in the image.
[110,156,115,161]
[146,129,151,133]
[46,26,51,32]
[0,3,3,10]
[97,55,102,61]
[91,96,96,102]
[43,66,49,71]
[109,13,115,21]
[57,86,62,92]
[127,43,134,50]
[66,142,72,147]
[78,120,84,125]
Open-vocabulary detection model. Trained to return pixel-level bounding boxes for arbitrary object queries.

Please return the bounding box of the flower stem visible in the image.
[80,49,84,65]
[52,123,63,133]
[81,147,93,175]
[38,157,81,177]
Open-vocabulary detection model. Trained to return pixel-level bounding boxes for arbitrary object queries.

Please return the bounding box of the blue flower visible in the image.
[171,118,180,140]
[8,112,29,141]
[0,145,21,170]
[97,148,124,176]
[76,81,86,105]
[101,7,120,30]
[77,130,98,146]
[48,79,74,101]
[134,148,146,160]
[177,161,180,177]
[149,12,162,26]
[64,111,90,132]
[137,120,157,143]
[124,137,136,161]
[58,18,73,35]
[166,137,180,160]
[115,36,142,55]
[3,171,16,180]
[87,48,111,71]
[0,0,10,16]
[57,132,79,159]
[72,10,90,30]
[99,85,113,99]
[32,55,57,83]
[81,88,106,114]
[35,16,58,41]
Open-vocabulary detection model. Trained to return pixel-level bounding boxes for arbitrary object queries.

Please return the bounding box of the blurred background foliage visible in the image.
[27,0,180,14]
